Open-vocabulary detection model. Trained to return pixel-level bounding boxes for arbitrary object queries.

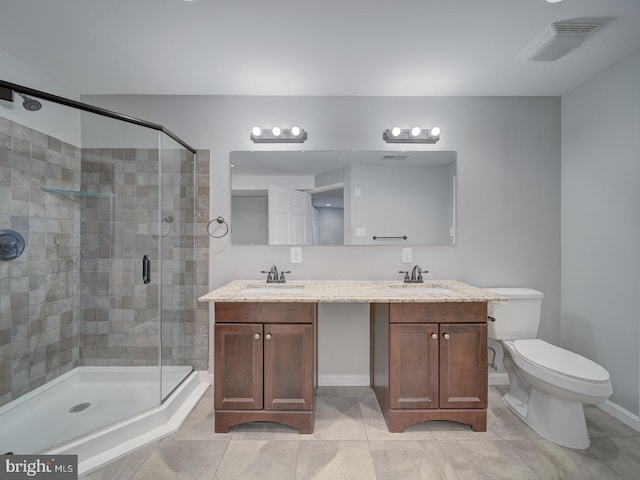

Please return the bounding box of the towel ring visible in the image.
[207,216,229,238]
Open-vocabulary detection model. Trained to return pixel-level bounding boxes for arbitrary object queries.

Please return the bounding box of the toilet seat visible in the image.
[503,339,612,398]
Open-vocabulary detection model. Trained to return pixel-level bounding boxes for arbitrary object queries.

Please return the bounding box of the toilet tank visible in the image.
[486,288,544,340]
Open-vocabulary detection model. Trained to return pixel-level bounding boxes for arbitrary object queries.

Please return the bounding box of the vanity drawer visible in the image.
[215,302,315,324]
[389,302,486,323]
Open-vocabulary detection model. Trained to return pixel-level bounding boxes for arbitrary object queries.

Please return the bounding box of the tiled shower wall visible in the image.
[79,147,210,370]
[0,117,209,408]
[0,117,81,407]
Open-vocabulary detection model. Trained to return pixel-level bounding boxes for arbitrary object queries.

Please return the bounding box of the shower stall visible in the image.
[0,80,209,471]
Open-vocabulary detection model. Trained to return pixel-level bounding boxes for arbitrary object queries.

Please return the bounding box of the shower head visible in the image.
[18,94,42,112]
[163,216,174,223]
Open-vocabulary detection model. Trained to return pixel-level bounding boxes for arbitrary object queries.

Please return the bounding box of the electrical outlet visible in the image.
[402,247,413,263]
[355,227,367,237]
[354,187,362,198]
[290,246,302,263]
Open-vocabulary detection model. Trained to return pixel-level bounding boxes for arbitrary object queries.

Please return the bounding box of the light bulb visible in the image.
[251,127,262,137]
[430,126,441,137]
[410,126,421,137]
[325,203,332,207]
[291,126,301,136]
[391,127,401,137]
[272,126,281,137]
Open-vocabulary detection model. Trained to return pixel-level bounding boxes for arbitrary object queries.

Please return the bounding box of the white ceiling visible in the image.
[1,0,640,96]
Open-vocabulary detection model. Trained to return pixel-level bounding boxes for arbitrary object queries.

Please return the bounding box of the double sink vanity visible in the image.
[199,278,504,434]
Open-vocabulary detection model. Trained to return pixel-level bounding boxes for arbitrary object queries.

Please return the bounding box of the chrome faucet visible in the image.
[398,265,429,283]
[261,265,290,283]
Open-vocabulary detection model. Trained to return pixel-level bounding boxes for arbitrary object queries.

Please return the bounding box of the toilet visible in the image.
[487,288,612,449]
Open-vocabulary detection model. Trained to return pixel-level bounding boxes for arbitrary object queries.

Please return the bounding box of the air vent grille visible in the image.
[517,18,606,62]
[381,154,409,161]
[553,23,601,35]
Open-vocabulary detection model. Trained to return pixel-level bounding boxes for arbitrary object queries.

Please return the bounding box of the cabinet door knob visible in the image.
[265,333,272,340]
[431,333,438,340]
[254,333,260,340]
[443,333,450,340]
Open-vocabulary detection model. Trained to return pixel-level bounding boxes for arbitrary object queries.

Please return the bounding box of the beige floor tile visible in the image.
[296,440,375,480]
[369,440,458,480]
[131,439,228,480]
[171,395,231,441]
[213,440,298,480]
[437,439,540,480]
[510,438,623,480]
[585,405,639,440]
[85,385,638,480]
[80,442,158,480]
[300,396,367,440]
[589,435,640,480]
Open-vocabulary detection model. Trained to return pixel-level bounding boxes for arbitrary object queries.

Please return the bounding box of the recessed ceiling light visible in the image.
[546,0,563,3]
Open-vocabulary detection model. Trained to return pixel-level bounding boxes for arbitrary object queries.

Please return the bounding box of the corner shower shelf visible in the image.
[40,186,116,198]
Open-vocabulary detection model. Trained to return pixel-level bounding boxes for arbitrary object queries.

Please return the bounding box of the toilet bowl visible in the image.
[487,288,612,449]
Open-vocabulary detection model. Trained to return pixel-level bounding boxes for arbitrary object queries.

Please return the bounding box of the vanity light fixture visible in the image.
[250,126,308,143]
[383,126,441,144]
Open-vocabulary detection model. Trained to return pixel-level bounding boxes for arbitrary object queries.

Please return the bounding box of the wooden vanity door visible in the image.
[214,323,263,410]
[439,323,488,409]
[389,323,439,409]
[264,323,314,411]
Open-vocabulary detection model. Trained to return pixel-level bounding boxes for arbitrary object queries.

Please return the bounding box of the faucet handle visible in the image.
[279,271,291,283]
[398,270,410,283]
[261,269,276,282]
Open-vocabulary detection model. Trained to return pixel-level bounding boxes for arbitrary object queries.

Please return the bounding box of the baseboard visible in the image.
[597,399,640,432]
[489,372,509,386]
[318,374,370,387]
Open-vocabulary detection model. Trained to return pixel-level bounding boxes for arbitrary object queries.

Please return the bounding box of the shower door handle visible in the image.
[142,255,151,284]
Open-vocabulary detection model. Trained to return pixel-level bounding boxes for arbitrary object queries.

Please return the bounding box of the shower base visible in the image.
[0,366,209,475]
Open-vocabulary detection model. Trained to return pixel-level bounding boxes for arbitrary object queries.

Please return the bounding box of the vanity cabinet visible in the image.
[372,302,488,432]
[214,302,316,433]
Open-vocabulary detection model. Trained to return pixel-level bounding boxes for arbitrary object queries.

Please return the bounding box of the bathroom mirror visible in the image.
[230,150,456,246]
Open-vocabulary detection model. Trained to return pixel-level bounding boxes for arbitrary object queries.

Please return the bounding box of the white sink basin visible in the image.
[241,285,305,295]
[389,286,455,295]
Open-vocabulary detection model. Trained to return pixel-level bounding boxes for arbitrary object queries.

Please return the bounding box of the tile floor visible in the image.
[82,386,640,480]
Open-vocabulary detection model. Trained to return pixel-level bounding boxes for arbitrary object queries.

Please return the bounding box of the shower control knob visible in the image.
[254,333,260,340]
[443,333,450,340]
[431,333,438,340]
[265,333,272,340]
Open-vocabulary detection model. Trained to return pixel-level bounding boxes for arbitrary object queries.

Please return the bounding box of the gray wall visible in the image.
[561,50,640,420]
[83,94,562,384]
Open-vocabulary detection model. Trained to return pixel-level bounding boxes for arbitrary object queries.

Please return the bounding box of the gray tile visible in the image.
[131,439,227,480]
[80,442,158,480]
[300,396,367,441]
[585,405,639,440]
[589,435,640,480]
[171,394,231,441]
[213,440,297,480]
[370,440,457,480]
[510,438,623,480]
[296,440,375,480]
[438,439,541,480]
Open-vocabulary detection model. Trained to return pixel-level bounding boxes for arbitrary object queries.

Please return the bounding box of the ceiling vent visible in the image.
[517,19,607,61]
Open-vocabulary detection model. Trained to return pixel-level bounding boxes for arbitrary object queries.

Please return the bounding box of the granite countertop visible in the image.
[198,280,506,303]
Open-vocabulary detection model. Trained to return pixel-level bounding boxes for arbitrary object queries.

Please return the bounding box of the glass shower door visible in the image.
[159,133,196,400]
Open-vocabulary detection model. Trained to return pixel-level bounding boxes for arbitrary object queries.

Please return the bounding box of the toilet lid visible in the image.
[513,339,610,382]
